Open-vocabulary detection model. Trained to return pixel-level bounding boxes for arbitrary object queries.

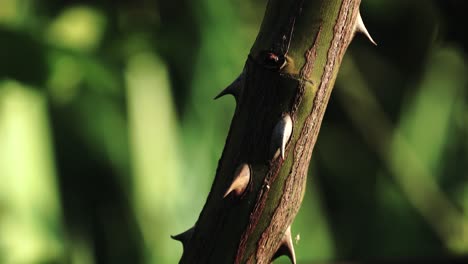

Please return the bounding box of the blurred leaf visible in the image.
[399,47,466,175]
[0,0,32,28]
[46,51,84,104]
[47,6,106,52]
[0,80,64,263]
[125,51,183,263]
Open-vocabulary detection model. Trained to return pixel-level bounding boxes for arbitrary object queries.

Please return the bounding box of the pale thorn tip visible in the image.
[271,114,293,160]
[223,163,251,198]
[272,225,296,264]
[355,12,377,46]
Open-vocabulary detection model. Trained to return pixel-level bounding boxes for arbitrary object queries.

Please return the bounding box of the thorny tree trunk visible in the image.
[173,0,375,263]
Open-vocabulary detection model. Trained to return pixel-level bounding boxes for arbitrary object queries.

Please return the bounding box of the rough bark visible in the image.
[174,0,369,263]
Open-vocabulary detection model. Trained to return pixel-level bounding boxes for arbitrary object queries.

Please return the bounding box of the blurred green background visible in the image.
[0,0,467,263]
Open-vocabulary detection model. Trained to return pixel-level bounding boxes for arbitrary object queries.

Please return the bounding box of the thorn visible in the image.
[171,227,194,250]
[354,12,377,46]
[223,163,251,198]
[271,114,293,160]
[214,72,244,100]
[272,226,296,264]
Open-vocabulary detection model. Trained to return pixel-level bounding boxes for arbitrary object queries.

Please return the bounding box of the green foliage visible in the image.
[0,0,467,263]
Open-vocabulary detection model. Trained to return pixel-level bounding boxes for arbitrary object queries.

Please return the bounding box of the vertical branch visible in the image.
[173,0,376,263]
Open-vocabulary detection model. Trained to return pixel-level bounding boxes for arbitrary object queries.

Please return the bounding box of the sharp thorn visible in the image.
[354,11,377,46]
[214,72,243,100]
[171,227,194,246]
[171,227,194,242]
[223,163,251,198]
[280,114,293,159]
[271,114,293,160]
[272,226,296,264]
[214,84,236,100]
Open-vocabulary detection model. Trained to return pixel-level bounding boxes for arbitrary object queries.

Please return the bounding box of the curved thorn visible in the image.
[354,11,377,46]
[171,227,195,251]
[171,227,194,243]
[272,226,296,264]
[280,114,293,159]
[271,114,293,160]
[223,163,251,198]
[214,72,243,100]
